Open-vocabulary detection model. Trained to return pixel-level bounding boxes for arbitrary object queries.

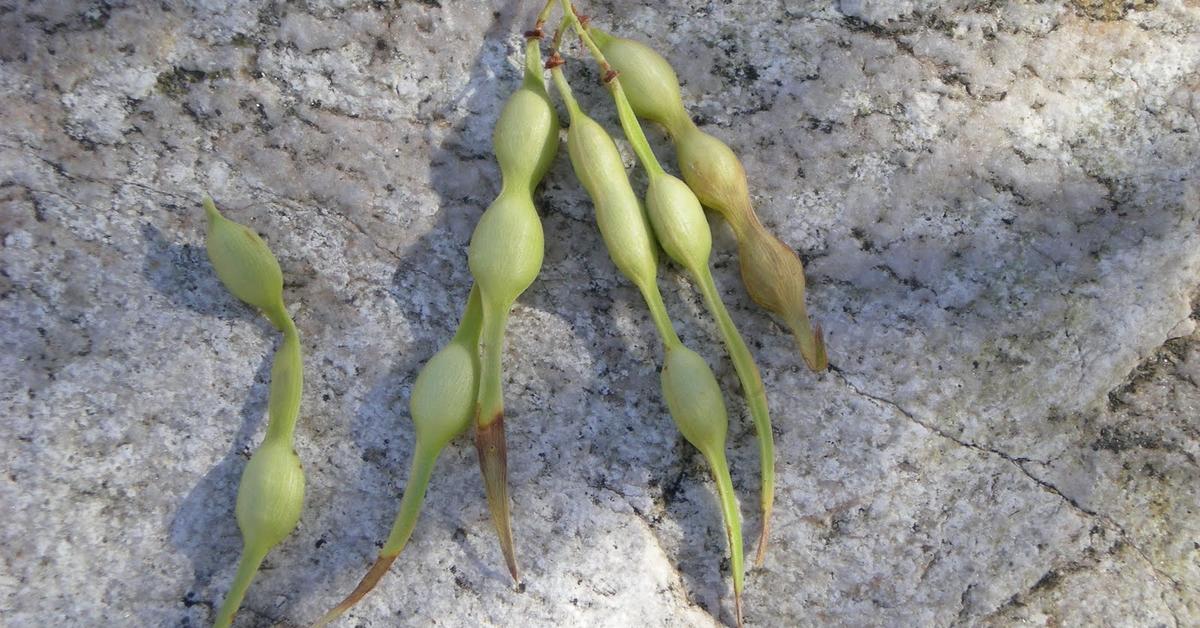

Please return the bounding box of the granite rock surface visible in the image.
[1,1,1198,626]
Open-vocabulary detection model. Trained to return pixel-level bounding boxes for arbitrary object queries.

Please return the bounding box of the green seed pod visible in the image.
[565,112,658,289]
[203,197,285,324]
[589,32,780,568]
[204,196,306,628]
[659,344,744,625]
[467,36,561,585]
[467,192,545,308]
[411,333,478,451]
[660,345,727,453]
[587,27,688,132]
[313,286,482,627]
[236,439,306,552]
[644,173,712,273]
[494,87,560,193]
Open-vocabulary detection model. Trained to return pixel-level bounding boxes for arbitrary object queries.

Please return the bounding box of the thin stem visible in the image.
[706,449,745,628]
[560,3,665,179]
[213,544,268,628]
[534,0,556,30]
[694,267,774,565]
[523,36,545,91]
[313,442,441,627]
[474,294,510,429]
[552,15,570,52]
[549,65,581,121]
[635,280,682,350]
[561,0,609,72]
[265,317,302,444]
[608,81,666,178]
[452,284,484,346]
[381,442,440,554]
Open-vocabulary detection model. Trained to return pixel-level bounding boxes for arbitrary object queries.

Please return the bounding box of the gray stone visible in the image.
[1,1,1197,626]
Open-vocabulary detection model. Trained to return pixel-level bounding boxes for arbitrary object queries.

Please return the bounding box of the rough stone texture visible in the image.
[0,1,1197,626]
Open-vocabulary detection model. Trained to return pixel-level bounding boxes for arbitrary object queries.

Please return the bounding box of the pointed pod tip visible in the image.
[475,418,521,584]
[795,321,828,373]
[754,514,771,568]
[202,194,221,222]
[311,553,399,628]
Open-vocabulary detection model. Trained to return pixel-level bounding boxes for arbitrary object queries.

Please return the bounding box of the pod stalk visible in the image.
[264,318,302,445]
[637,279,682,350]
[706,450,745,628]
[311,438,437,628]
[214,545,268,628]
[694,268,774,566]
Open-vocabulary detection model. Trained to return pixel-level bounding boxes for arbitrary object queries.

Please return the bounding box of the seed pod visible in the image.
[494,87,560,193]
[644,174,712,274]
[660,345,726,454]
[566,113,658,289]
[467,193,545,303]
[204,197,306,628]
[571,23,779,567]
[236,439,306,552]
[313,287,482,627]
[591,28,828,372]
[584,28,688,132]
[550,44,744,622]
[660,344,744,626]
[411,336,478,450]
[466,36,561,584]
[203,196,287,328]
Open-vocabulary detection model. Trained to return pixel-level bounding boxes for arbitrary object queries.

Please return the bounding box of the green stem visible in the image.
[608,81,665,178]
[312,441,441,627]
[635,280,681,350]
[381,441,439,555]
[552,15,570,51]
[705,449,745,627]
[265,316,302,444]
[453,284,484,345]
[534,0,556,29]
[694,267,774,565]
[523,36,545,91]
[563,5,665,180]
[213,544,268,628]
[561,0,607,70]
[475,293,511,429]
[549,65,581,122]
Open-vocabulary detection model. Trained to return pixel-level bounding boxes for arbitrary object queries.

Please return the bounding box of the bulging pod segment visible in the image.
[674,129,752,227]
[660,345,729,455]
[467,193,545,304]
[235,439,305,552]
[411,341,479,450]
[565,114,659,288]
[492,86,560,193]
[644,174,713,272]
[204,198,285,318]
[589,28,687,131]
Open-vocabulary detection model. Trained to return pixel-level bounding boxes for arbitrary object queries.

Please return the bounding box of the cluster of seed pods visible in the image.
[196,2,823,626]
[588,26,829,373]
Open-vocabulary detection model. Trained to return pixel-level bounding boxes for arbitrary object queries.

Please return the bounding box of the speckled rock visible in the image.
[1,1,1197,627]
